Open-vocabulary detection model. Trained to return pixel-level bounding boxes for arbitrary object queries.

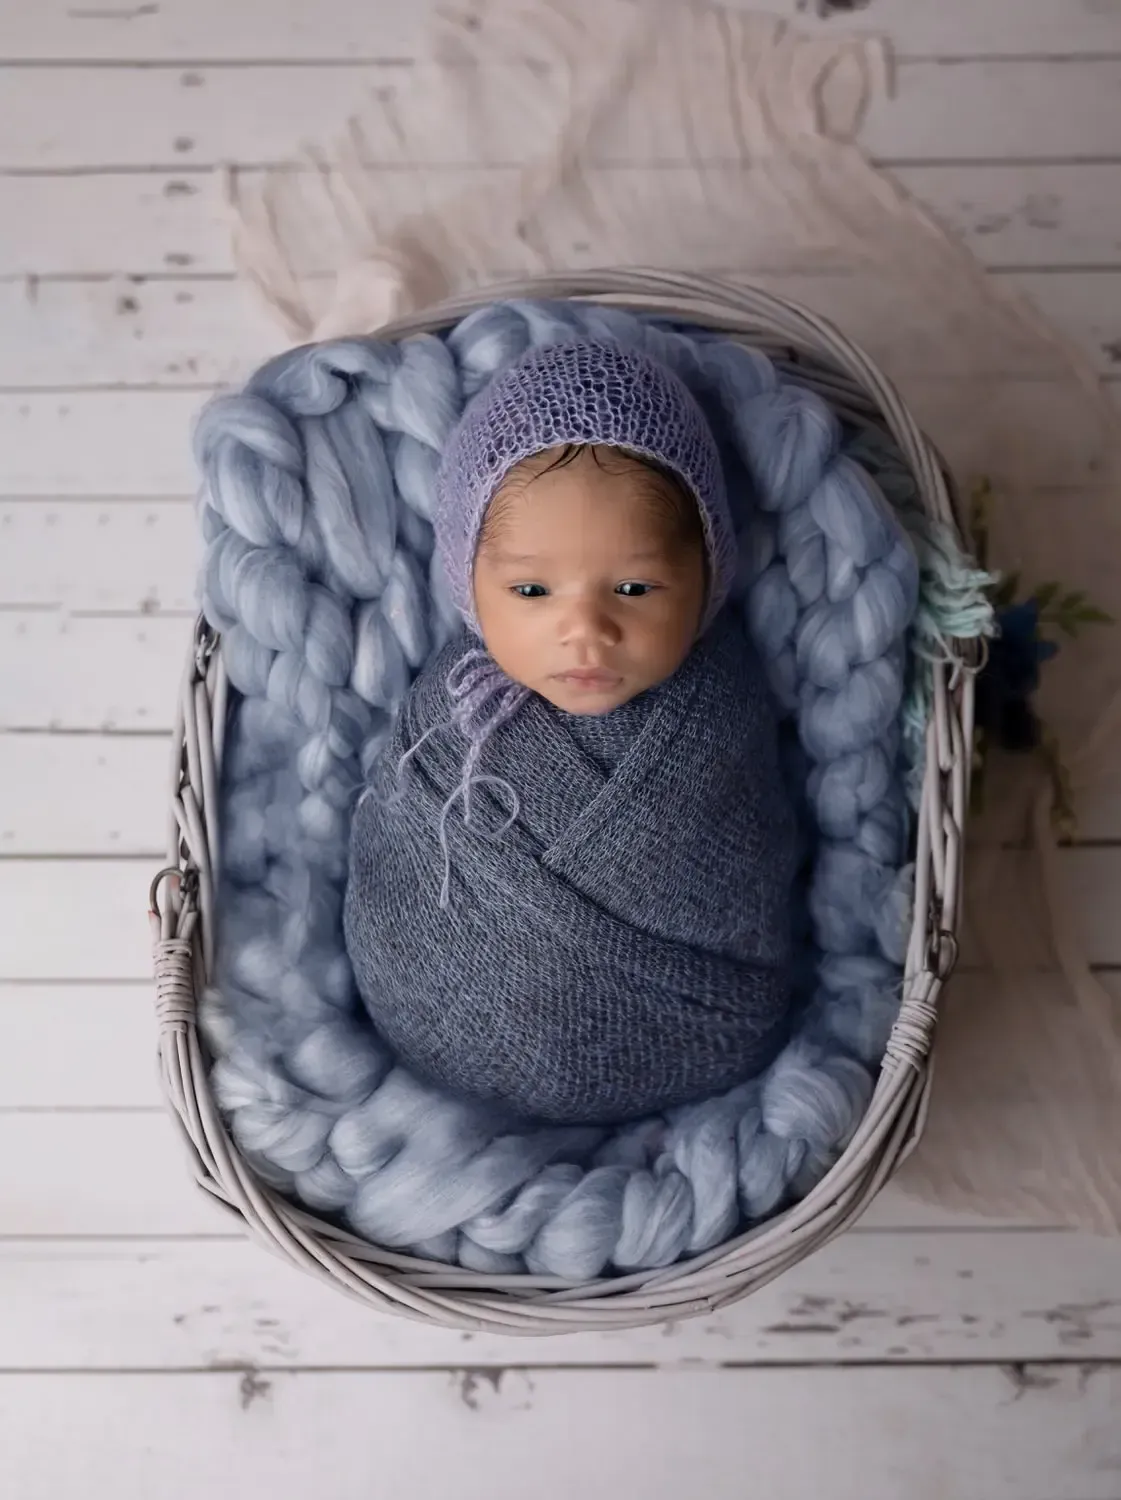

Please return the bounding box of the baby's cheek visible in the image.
[478,602,519,661]
[475,578,514,638]
[640,593,700,652]
[476,598,542,687]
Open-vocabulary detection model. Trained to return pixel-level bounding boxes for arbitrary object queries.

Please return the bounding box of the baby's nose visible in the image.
[559,597,622,647]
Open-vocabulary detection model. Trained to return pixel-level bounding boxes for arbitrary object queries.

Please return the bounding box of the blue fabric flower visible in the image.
[975,599,1059,751]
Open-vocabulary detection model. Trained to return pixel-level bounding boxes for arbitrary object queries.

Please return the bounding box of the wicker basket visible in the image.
[151,270,977,1334]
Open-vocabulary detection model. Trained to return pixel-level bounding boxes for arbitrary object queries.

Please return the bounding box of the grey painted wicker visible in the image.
[151,270,977,1334]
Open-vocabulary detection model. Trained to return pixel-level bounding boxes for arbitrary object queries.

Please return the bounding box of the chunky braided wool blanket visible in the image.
[198,299,926,1278]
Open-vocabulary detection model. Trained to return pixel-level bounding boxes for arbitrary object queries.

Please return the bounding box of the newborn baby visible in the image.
[344,339,797,1124]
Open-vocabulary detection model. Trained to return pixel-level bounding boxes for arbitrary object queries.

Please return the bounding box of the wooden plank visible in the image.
[3,487,1117,631]
[0,499,197,611]
[6,270,1121,389]
[903,161,1121,270]
[7,581,1121,741]
[6,61,1121,173]
[3,845,1120,978]
[8,0,1121,63]
[0,736,171,856]
[1010,271,1121,377]
[0,984,162,1108]
[2,1230,1120,1369]
[1,479,1114,635]
[0,966,1114,1242]
[0,1365,1118,1500]
[0,861,159,981]
[0,0,432,63]
[0,1109,222,1236]
[21,849,1121,975]
[3,381,1118,498]
[5,0,1121,63]
[0,276,284,390]
[0,391,198,495]
[864,58,1121,162]
[0,170,230,279]
[7,960,1118,1109]
[6,162,1121,280]
[3,612,191,731]
[0,1102,1049,1238]
[5,727,1121,859]
[2,471,1116,844]
[1,64,390,173]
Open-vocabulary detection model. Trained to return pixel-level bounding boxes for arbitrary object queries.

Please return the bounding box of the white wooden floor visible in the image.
[2,2,1121,1496]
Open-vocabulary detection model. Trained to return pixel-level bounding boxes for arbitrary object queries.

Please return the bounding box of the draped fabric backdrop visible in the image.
[224,0,1121,1232]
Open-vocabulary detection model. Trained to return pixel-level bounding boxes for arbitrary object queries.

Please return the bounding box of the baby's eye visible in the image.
[616,581,656,598]
[511,583,549,599]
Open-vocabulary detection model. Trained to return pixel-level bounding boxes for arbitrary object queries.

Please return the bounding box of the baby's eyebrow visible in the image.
[483,549,539,565]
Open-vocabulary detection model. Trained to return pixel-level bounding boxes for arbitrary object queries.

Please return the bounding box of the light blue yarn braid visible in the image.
[842,425,993,787]
[196,298,988,1279]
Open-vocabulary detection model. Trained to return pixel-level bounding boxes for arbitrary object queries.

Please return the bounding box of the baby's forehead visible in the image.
[485,477,679,553]
[489,444,688,523]
[485,515,678,565]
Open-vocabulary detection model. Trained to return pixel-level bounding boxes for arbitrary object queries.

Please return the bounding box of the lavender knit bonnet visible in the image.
[434,339,738,628]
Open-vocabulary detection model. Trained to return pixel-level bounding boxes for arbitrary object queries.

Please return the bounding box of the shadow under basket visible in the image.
[151,270,978,1335]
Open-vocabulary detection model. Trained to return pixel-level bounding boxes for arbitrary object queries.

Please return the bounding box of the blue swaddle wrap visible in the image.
[345,608,798,1124]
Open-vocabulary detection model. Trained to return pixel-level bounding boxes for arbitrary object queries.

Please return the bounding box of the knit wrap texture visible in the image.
[344,609,797,1124]
[196,298,925,1278]
[434,339,736,629]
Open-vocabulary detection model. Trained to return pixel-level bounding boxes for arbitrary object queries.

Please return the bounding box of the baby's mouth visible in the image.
[554,668,623,689]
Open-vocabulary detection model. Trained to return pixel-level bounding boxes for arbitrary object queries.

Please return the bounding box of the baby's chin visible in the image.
[535,674,645,717]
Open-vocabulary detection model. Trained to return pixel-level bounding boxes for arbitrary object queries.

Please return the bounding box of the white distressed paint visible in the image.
[2,854,1119,981]
[5,60,1121,172]
[4,484,1117,627]
[1,1231,1119,1369]
[0,391,198,494]
[10,476,1121,748]
[0,1111,236,1237]
[7,162,1121,280]
[3,611,191,731]
[7,0,1121,63]
[0,736,173,856]
[0,499,198,610]
[0,983,165,1106]
[1,1365,1119,1500]
[2,0,1121,1489]
[0,1104,1048,1238]
[6,0,1121,63]
[3,381,1118,497]
[4,967,1118,1109]
[3,729,1121,857]
[5,269,1121,388]
[4,489,1115,621]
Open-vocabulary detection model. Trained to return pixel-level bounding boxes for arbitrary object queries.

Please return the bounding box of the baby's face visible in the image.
[473,445,707,715]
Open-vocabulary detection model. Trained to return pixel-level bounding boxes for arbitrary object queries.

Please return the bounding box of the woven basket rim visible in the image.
[153,270,977,1333]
